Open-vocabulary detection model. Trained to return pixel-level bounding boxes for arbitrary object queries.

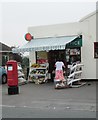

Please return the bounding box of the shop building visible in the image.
[79,11,97,79]
[13,11,98,80]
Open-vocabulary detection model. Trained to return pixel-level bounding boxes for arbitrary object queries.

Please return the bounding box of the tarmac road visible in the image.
[1,81,97,118]
[2,106,96,118]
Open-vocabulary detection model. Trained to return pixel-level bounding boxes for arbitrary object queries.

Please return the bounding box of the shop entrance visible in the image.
[48,47,81,81]
[48,50,66,80]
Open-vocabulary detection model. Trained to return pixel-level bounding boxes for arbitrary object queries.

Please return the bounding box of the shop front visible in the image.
[36,36,82,81]
[13,35,82,82]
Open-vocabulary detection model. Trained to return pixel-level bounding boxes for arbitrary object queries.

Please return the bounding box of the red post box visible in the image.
[7,60,19,95]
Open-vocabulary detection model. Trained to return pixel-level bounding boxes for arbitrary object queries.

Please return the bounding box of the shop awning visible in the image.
[12,36,79,53]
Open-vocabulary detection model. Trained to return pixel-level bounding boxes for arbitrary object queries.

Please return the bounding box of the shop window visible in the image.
[94,42,98,58]
[65,48,81,64]
[36,51,48,64]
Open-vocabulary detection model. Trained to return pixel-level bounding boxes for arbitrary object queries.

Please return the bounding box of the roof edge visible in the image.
[79,11,97,22]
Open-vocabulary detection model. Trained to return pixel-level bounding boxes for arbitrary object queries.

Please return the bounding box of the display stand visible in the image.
[18,65,27,85]
[29,64,49,84]
[67,63,86,87]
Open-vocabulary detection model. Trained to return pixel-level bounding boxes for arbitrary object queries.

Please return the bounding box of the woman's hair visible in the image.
[56,57,62,62]
[56,57,59,61]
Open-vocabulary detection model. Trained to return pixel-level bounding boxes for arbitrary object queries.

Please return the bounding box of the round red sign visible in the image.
[25,33,33,41]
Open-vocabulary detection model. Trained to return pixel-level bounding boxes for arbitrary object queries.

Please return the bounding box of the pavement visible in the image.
[1,81,97,118]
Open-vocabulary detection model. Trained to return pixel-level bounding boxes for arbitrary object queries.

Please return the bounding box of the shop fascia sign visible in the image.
[66,38,82,48]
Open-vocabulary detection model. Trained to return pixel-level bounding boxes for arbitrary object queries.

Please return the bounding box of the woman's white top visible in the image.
[55,61,64,70]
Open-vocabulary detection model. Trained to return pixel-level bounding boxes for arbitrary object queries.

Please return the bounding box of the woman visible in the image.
[54,58,65,82]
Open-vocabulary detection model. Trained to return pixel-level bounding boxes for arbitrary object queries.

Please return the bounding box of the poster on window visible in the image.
[37,59,48,64]
[70,49,80,55]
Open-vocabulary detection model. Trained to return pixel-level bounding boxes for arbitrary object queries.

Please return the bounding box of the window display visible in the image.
[66,48,81,64]
[70,48,80,55]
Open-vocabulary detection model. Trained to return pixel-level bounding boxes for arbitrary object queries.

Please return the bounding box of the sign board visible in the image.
[66,38,82,48]
[8,66,13,71]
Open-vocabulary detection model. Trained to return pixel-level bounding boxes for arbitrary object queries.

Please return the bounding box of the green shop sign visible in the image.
[66,38,82,48]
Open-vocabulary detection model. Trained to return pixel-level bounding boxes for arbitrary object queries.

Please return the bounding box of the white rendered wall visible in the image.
[28,22,80,38]
[80,13,96,79]
[29,51,36,67]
